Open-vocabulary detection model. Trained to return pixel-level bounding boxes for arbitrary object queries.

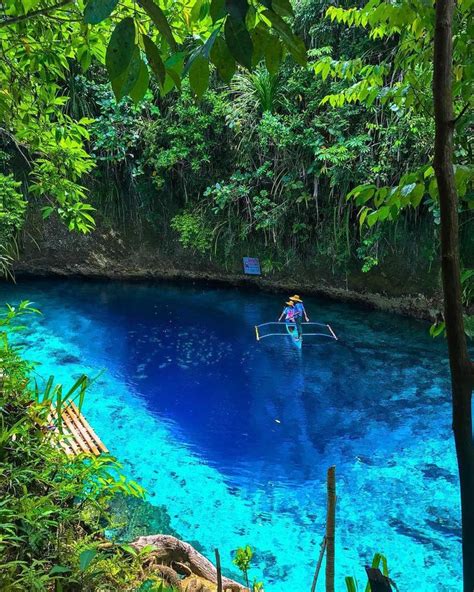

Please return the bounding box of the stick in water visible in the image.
[325,466,336,592]
[215,548,223,592]
[310,535,327,592]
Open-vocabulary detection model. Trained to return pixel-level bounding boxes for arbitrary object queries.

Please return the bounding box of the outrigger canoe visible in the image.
[255,322,338,349]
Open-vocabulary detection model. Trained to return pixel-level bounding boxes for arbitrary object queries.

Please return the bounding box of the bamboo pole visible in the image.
[215,548,223,592]
[310,535,326,592]
[325,466,336,592]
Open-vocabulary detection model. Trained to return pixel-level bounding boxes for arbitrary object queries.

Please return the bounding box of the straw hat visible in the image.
[285,300,294,306]
[290,294,303,302]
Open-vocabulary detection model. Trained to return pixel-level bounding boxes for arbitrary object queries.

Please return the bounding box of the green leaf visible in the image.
[106,17,136,81]
[79,549,98,572]
[225,15,253,69]
[250,23,270,65]
[272,0,293,17]
[161,52,185,94]
[345,576,358,592]
[138,0,178,51]
[111,46,142,101]
[191,0,204,21]
[143,35,165,85]
[210,36,236,82]
[264,37,283,74]
[430,321,445,338]
[210,0,226,22]
[84,0,119,24]
[367,211,378,227]
[410,183,424,207]
[263,9,306,66]
[226,0,248,21]
[189,55,209,98]
[130,58,150,103]
[400,182,416,197]
[49,565,71,576]
[22,0,40,14]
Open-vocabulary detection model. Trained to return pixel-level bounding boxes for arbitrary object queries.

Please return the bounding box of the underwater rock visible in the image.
[107,493,179,542]
[59,354,82,365]
[421,463,457,484]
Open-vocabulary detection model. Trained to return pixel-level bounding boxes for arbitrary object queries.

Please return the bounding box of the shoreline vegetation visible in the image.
[0,0,472,587]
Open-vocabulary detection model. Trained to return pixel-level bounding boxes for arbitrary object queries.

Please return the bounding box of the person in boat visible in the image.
[290,294,309,339]
[278,300,296,323]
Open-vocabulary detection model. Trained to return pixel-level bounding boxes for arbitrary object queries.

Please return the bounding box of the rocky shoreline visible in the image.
[15,257,441,322]
[14,218,444,322]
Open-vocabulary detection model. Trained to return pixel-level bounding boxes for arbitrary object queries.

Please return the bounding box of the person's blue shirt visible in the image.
[294,302,305,317]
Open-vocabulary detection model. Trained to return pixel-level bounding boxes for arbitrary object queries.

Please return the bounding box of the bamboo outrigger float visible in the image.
[49,401,108,457]
[255,321,338,348]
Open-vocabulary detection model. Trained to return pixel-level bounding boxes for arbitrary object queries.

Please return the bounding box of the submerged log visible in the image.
[132,534,248,592]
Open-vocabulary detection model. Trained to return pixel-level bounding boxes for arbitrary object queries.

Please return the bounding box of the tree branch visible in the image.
[0,0,73,28]
[453,102,471,125]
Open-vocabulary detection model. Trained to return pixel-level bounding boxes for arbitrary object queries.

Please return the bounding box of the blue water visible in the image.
[1,279,462,591]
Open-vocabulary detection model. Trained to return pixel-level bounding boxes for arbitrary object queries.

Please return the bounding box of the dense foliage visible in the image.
[0,0,472,587]
[0,302,177,591]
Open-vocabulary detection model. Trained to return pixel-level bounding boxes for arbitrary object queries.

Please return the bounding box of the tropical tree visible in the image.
[313,0,473,588]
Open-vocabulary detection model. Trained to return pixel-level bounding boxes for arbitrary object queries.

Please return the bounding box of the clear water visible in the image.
[1,278,462,591]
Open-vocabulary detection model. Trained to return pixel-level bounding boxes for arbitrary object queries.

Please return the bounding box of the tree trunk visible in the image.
[432,2,474,591]
[132,534,248,591]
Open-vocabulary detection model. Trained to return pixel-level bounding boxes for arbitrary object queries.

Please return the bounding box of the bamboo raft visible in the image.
[49,401,108,457]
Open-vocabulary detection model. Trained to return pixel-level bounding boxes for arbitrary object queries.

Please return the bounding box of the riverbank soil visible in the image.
[16,214,443,320]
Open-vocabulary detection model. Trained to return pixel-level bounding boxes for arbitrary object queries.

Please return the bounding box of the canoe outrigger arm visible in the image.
[254,322,338,342]
[255,325,260,341]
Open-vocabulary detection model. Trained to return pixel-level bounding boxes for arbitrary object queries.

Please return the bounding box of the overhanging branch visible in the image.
[0,0,73,28]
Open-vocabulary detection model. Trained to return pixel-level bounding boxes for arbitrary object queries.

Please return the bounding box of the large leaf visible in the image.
[224,15,253,69]
[210,36,236,82]
[130,58,150,103]
[111,46,142,100]
[106,17,136,81]
[263,9,306,66]
[84,0,119,24]
[143,35,165,85]
[161,52,186,95]
[189,55,210,98]
[137,0,178,51]
[264,36,283,74]
[210,0,226,22]
[79,549,98,572]
[272,0,293,17]
[225,0,248,21]
[183,28,220,77]
[250,22,270,65]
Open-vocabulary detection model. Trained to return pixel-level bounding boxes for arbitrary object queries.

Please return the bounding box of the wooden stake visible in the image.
[215,548,223,592]
[325,466,336,592]
[310,535,326,592]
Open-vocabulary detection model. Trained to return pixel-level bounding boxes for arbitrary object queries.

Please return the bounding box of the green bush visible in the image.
[0,302,174,591]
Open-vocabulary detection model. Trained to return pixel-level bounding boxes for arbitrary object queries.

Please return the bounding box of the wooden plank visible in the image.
[60,409,89,454]
[70,402,108,454]
[64,404,100,456]
[48,402,108,457]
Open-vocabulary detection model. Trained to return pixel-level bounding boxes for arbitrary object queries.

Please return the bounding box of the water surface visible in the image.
[1,279,461,591]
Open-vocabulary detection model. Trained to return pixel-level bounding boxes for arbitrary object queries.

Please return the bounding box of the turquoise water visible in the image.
[1,279,461,590]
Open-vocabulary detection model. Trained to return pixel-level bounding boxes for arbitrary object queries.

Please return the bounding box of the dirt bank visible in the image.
[15,218,443,321]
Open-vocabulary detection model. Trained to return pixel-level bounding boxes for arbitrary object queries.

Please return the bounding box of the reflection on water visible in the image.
[0,278,461,591]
